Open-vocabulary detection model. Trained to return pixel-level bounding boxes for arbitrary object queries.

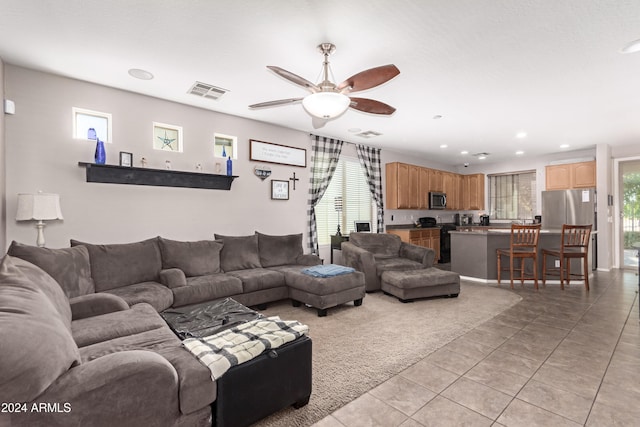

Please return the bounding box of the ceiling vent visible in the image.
[188,81,229,100]
[472,152,490,157]
[355,130,382,138]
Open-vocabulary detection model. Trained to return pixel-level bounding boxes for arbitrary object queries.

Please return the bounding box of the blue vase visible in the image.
[94,138,106,164]
[226,156,232,176]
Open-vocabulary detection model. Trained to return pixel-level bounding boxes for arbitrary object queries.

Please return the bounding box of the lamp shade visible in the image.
[16,193,63,221]
[302,92,350,119]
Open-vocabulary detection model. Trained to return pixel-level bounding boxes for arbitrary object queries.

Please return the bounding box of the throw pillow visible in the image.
[0,256,81,403]
[256,232,303,267]
[158,237,223,277]
[7,241,95,298]
[71,237,162,292]
[213,234,262,272]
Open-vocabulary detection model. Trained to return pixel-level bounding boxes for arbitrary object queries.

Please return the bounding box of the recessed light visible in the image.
[515,150,524,155]
[460,150,469,155]
[440,144,448,149]
[560,144,570,149]
[478,155,487,160]
[128,68,154,80]
[516,131,527,139]
[621,38,640,54]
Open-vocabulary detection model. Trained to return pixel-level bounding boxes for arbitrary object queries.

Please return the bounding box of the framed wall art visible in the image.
[271,180,289,200]
[73,107,112,143]
[119,151,133,167]
[250,139,306,167]
[153,122,183,152]
[213,133,237,159]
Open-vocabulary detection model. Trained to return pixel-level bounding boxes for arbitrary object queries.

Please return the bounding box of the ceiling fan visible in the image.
[249,43,400,125]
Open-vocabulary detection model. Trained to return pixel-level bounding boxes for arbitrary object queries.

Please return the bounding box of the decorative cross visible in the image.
[289,172,300,190]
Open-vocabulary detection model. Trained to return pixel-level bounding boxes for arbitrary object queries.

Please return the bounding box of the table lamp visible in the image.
[16,192,64,247]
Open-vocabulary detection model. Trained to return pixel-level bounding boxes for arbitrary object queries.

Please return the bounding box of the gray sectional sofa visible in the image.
[0,232,322,427]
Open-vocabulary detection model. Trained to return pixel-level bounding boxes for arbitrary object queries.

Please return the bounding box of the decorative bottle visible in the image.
[226,156,233,176]
[222,146,227,158]
[94,138,106,164]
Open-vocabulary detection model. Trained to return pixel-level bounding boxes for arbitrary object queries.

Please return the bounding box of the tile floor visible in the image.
[312,269,640,426]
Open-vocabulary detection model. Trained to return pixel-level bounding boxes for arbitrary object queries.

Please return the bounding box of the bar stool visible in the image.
[497,224,542,290]
[542,224,592,291]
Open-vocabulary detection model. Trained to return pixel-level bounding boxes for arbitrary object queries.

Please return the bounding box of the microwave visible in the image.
[429,191,447,210]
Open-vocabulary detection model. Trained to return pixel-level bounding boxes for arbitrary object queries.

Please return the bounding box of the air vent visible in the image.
[355,130,382,138]
[472,152,490,157]
[188,81,229,100]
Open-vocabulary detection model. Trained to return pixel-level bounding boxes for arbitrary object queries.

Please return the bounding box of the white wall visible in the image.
[4,66,312,250]
[0,58,5,248]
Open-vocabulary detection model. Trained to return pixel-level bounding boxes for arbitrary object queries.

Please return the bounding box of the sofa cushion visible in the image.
[375,257,425,276]
[79,327,216,414]
[71,238,162,292]
[256,232,304,267]
[72,303,167,347]
[171,274,243,307]
[349,232,402,258]
[0,256,81,403]
[159,237,223,277]
[8,240,95,298]
[103,282,174,312]
[214,234,262,272]
[225,268,285,293]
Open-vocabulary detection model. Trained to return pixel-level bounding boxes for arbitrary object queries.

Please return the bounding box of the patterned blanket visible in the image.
[182,316,309,380]
[301,264,356,277]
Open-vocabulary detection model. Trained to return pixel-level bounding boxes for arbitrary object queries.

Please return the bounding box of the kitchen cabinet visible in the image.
[387,228,440,263]
[429,169,444,192]
[442,172,457,210]
[386,162,484,211]
[386,162,420,209]
[418,167,430,209]
[463,174,485,210]
[545,161,596,190]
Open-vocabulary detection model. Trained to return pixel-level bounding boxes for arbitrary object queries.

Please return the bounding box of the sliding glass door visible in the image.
[621,160,640,270]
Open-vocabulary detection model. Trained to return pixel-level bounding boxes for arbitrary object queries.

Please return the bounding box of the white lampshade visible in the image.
[16,193,64,221]
[302,92,350,119]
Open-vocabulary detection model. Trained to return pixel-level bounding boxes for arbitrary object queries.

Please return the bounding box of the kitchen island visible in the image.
[450,228,595,282]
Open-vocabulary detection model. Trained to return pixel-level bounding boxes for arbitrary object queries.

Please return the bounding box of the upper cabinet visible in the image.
[386,162,485,210]
[545,161,596,190]
[463,173,485,210]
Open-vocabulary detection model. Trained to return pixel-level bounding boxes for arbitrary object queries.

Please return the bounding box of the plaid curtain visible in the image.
[307,135,344,253]
[356,144,384,233]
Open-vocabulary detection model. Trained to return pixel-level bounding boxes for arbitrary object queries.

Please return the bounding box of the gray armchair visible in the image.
[341,232,435,292]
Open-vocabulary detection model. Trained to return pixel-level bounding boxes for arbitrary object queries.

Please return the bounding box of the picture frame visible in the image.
[119,151,133,167]
[213,133,238,159]
[153,122,183,152]
[271,180,289,200]
[250,139,307,167]
[73,107,112,143]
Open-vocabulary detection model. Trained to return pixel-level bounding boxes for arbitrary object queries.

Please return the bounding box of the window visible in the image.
[488,171,537,220]
[316,157,375,245]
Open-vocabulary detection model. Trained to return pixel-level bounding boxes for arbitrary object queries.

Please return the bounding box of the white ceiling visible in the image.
[1,0,639,166]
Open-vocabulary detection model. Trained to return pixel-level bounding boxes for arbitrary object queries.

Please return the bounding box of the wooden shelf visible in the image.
[78,163,237,190]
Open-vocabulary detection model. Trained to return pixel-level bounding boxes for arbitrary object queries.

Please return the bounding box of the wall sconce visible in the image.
[16,192,64,247]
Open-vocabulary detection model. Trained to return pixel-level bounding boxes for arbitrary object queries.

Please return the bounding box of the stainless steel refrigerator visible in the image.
[541,189,596,230]
[542,188,597,269]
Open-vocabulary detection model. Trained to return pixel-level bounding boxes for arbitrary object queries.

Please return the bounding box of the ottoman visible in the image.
[285,269,366,316]
[381,268,460,303]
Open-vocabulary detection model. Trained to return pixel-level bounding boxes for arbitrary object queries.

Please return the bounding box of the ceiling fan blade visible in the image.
[338,64,400,93]
[249,98,303,109]
[267,66,320,93]
[349,97,396,115]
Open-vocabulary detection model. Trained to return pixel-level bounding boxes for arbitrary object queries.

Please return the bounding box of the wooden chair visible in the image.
[497,224,542,290]
[542,224,592,291]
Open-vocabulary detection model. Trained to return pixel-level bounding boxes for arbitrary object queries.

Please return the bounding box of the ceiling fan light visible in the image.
[302,92,350,119]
